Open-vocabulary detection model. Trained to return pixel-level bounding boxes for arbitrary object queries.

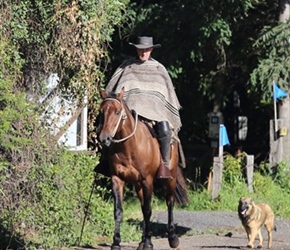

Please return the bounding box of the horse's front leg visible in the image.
[136,181,154,250]
[111,176,124,250]
[166,181,179,249]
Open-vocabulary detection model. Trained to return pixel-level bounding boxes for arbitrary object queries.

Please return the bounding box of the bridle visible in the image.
[102,97,138,143]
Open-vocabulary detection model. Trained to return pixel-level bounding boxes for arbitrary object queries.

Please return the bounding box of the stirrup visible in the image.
[156,162,172,179]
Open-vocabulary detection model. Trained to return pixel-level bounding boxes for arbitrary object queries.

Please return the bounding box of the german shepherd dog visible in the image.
[238,197,276,249]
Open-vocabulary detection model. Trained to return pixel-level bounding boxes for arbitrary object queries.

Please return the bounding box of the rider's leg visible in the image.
[155,121,172,179]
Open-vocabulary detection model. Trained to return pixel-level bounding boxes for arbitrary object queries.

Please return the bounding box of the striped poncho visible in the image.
[105,57,182,133]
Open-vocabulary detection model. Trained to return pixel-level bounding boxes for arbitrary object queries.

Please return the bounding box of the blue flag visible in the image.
[273,83,288,101]
[219,124,230,147]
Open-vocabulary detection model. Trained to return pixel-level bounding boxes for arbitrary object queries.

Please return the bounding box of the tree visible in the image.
[250,0,290,166]
[277,0,290,166]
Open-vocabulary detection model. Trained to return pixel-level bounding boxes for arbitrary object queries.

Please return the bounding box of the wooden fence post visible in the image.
[212,156,223,201]
[244,154,254,192]
[211,154,254,200]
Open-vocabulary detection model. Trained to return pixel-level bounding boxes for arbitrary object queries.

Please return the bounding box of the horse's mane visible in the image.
[106,91,119,99]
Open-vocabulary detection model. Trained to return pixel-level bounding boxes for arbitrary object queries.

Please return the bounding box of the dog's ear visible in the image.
[238,197,245,207]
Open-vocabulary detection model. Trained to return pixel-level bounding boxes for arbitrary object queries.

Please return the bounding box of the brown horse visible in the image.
[97,87,189,250]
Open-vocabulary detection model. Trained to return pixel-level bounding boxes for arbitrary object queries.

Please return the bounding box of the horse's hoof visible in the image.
[136,242,153,250]
[142,244,153,250]
[136,242,144,250]
[111,245,121,250]
[169,235,179,248]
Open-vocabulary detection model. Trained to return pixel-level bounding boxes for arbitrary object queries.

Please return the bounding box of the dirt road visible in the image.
[70,211,290,250]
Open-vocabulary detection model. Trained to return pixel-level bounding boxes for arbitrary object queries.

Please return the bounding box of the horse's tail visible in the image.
[175,167,189,205]
[178,142,186,168]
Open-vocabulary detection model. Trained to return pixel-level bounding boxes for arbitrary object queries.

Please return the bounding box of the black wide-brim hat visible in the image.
[129,36,161,49]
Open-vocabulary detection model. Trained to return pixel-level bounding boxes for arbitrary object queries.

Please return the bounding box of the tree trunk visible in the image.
[277,0,290,167]
[213,73,224,113]
[213,44,226,113]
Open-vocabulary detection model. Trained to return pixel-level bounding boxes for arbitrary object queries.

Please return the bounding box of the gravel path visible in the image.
[70,211,290,250]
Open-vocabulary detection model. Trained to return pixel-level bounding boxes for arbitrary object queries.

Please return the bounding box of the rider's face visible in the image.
[137,48,153,62]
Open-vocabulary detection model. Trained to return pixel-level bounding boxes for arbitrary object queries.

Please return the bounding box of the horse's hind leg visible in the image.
[166,188,179,249]
[165,160,179,247]
[111,176,124,250]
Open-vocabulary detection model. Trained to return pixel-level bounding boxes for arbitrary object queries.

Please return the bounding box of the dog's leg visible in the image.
[265,223,274,249]
[265,216,275,249]
[267,230,273,249]
[245,226,250,241]
[247,227,258,248]
[257,228,263,248]
[245,228,253,248]
[244,226,253,248]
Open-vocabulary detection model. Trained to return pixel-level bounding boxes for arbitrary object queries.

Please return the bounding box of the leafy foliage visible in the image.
[0,0,133,249]
[222,153,245,186]
[3,0,131,146]
[272,161,290,192]
[250,22,290,101]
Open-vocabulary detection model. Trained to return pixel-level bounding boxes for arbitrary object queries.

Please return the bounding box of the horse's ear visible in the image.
[117,87,125,100]
[100,89,107,100]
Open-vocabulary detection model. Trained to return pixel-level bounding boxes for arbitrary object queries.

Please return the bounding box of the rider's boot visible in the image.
[155,121,173,179]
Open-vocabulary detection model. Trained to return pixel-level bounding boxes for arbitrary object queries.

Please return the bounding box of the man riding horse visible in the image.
[97,36,182,179]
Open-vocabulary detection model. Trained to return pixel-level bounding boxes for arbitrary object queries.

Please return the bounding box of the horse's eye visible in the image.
[116,110,121,115]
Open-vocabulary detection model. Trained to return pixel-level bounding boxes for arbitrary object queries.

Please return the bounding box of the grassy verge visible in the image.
[2,151,290,249]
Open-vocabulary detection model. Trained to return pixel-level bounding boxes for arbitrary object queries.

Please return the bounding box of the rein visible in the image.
[104,97,139,143]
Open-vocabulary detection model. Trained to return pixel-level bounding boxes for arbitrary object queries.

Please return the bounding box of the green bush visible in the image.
[0,1,134,248]
[0,44,118,246]
[272,162,290,191]
[0,151,110,249]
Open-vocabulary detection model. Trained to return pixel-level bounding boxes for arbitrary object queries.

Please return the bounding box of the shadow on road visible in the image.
[126,218,192,238]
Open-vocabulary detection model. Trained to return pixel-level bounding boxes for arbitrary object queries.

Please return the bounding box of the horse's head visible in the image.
[97,87,126,147]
